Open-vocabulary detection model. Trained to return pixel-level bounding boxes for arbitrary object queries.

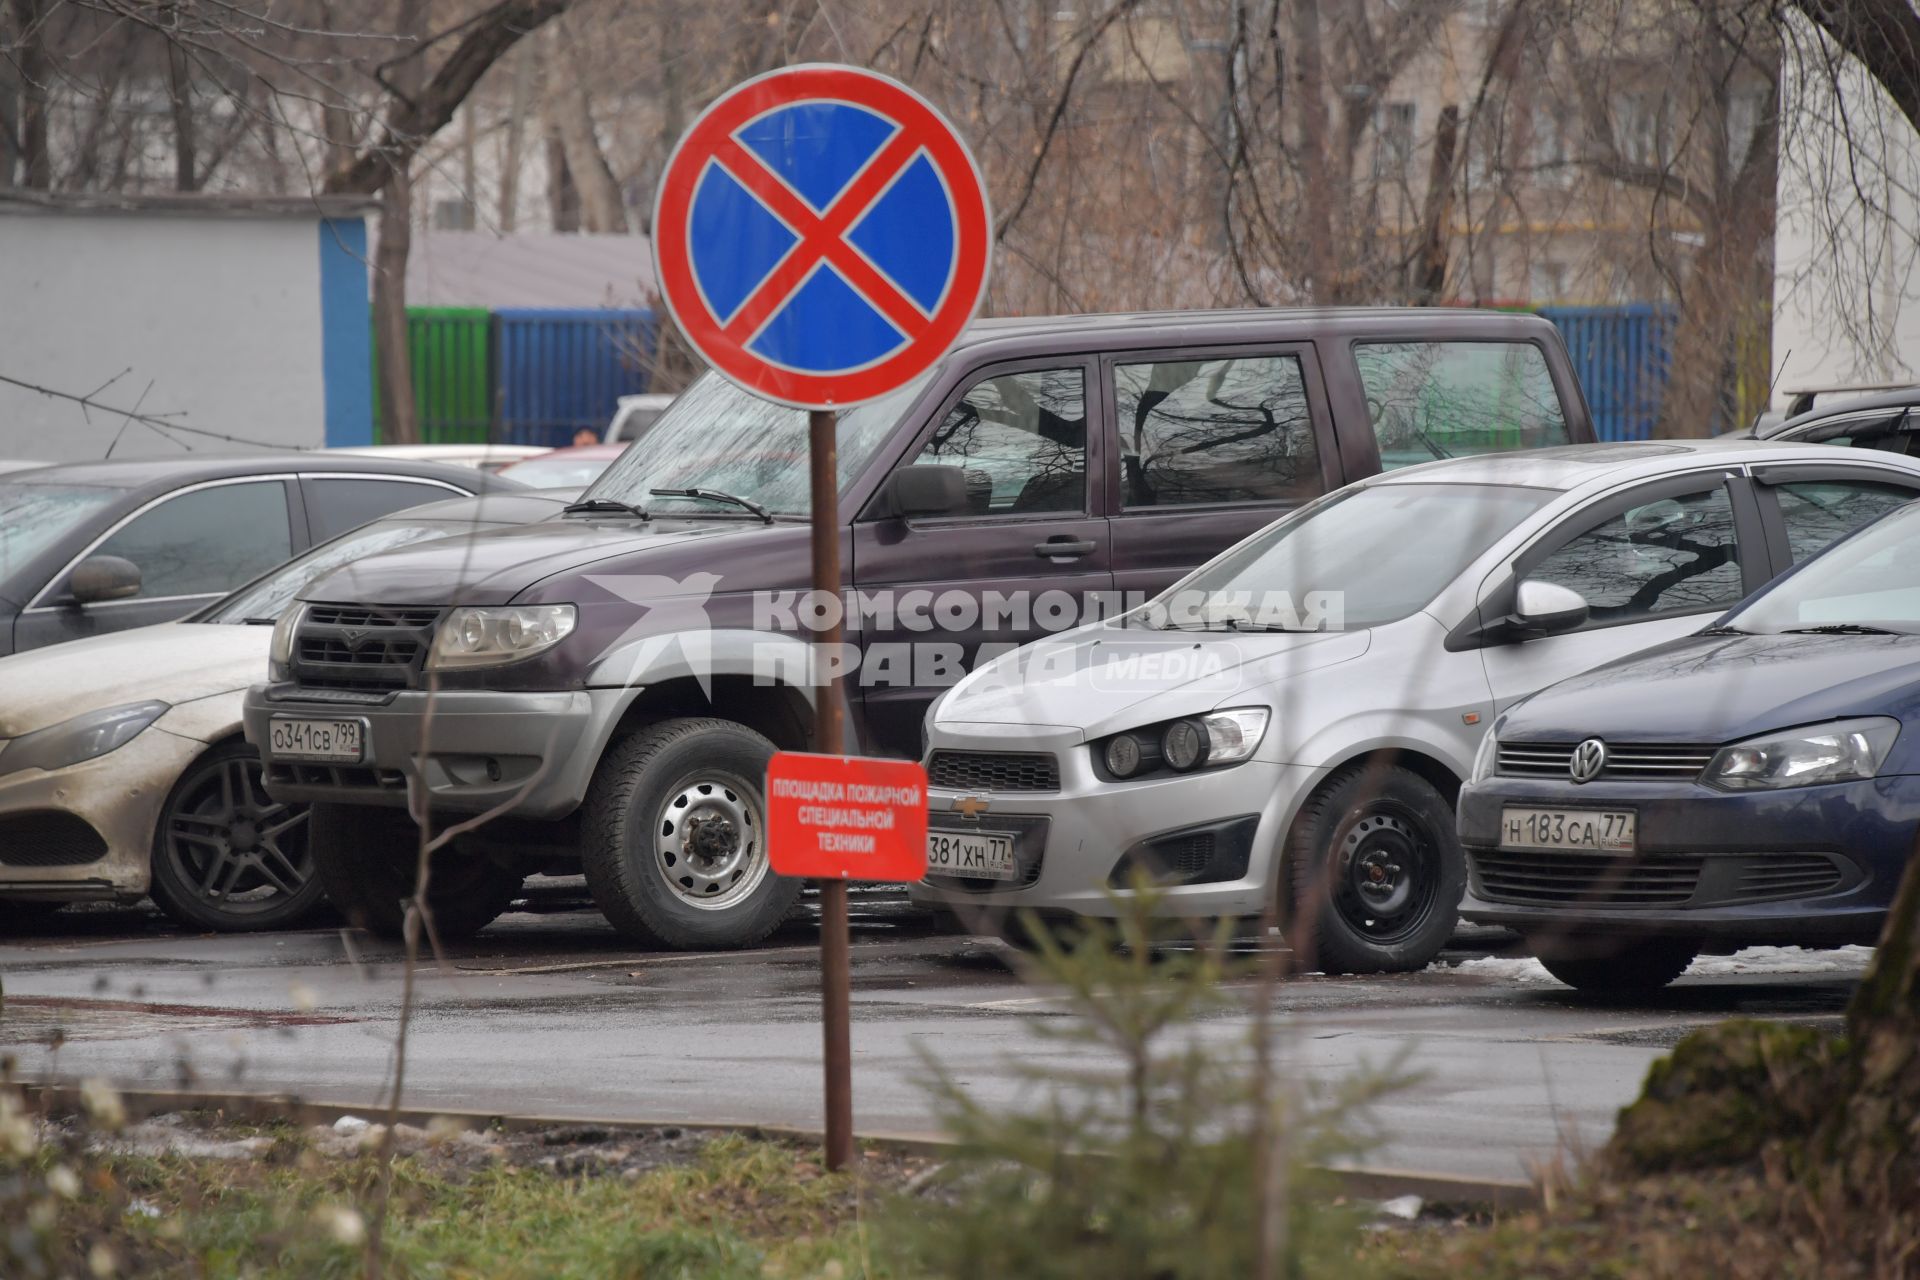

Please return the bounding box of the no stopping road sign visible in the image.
[652,63,993,409]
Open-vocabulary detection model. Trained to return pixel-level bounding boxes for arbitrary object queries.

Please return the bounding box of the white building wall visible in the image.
[0,209,332,463]
[1772,22,1920,409]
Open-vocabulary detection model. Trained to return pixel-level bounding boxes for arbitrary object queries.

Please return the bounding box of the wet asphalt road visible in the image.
[0,884,1861,1182]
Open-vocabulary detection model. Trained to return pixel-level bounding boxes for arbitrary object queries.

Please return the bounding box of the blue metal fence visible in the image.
[491,308,657,447]
[1539,303,1675,442]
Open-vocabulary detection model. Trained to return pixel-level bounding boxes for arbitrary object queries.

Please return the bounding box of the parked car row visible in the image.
[4,310,1918,1001]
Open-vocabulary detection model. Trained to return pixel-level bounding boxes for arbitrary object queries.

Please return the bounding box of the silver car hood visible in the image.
[0,623,267,738]
[937,623,1372,738]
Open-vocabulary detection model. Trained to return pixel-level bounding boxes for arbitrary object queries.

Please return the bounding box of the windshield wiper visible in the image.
[1695,624,1748,636]
[563,497,651,520]
[1781,623,1902,635]
[649,487,775,524]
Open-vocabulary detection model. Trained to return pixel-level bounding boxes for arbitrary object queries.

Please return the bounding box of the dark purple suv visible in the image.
[244,308,1594,948]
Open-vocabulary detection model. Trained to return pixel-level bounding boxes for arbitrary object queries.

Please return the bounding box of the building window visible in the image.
[1373,101,1416,182]
[1613,91,1669,168]
[1529,102,1573,188]
[431,197,476,231]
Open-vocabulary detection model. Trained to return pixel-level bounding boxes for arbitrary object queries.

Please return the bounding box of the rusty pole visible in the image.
[807,406,855,1171]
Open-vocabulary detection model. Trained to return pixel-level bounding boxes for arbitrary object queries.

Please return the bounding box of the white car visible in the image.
[0,489,578,932]
[604,393,675,444]
[911,441,1920,972]
[327,444,551,474]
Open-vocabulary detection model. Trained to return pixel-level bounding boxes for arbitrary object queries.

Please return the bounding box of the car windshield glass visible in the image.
[1158,482,1555,629]
[199,521,469,624]
[0,482,123,584]
[1728,499,1920,634]
[584,370,929,516]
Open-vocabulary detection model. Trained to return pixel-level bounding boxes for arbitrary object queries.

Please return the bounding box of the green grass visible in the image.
[28,1133,890,1279]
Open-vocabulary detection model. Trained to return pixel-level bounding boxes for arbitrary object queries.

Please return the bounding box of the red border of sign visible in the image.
[652,64,993,410]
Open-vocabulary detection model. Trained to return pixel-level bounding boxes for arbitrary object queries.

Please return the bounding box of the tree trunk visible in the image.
[547,129,579,231]
[498,42,536,230]
[166,26,197,191]
[1412,105,1460,303]
[1289,0,1336,303]
[547,20,627,233]
[374,169,420,444]
[8,0,51,189]
[1833,835,1920,1187]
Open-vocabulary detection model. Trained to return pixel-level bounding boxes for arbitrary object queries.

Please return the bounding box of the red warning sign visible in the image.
[767,752,929,882]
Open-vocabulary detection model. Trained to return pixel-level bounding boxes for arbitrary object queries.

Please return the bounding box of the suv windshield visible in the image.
[0,482,122,582]
[1162,482,1555,629]
[584,371,928,516]
[200,520,470,624]
[1728,499,1920,634]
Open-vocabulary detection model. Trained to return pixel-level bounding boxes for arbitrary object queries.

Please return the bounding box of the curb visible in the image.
[13,1079,1539,1210]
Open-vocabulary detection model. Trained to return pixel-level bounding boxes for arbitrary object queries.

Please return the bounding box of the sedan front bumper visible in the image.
[0,727,207,902]
[1456,773,1920,946]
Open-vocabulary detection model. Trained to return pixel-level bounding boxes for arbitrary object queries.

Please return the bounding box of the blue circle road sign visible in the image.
[653,64,993,409]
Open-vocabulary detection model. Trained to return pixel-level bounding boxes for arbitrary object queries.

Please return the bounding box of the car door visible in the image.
[299,474,471,541]
[13,477,299,651]
[1475,470,1770,712]
[850,358,1111,758]
[1104,343,1340,602]
[1745,462,1920,575]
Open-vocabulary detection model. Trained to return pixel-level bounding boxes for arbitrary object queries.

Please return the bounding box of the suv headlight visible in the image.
[1701,717,1900,791]
[0,700,170,778]
[428,604,577,670]
[1098,707,1269,780]
[269,603,304,678]
[1470,730,1500,785]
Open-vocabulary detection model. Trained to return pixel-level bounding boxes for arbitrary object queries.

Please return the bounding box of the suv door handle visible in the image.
[1034,537,1098,560]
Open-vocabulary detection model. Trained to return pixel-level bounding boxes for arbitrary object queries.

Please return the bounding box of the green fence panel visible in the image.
[372,306,494,443]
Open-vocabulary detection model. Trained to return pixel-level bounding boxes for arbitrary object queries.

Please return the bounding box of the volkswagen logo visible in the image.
[1568,737,1608,784]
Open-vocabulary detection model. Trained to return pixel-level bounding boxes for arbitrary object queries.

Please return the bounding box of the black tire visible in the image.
[1283,763,1465,974]
[308,802,524,941]
[149,741,323,933]
[1530,935,1699,995]
[581,718,800,950]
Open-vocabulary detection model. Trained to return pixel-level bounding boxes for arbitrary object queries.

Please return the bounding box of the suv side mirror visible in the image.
[68,555,142,605]
[873,465,969,519]
[1512,580,1588,637]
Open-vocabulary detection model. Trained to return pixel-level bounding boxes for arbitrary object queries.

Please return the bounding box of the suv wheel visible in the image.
[1530,935,1698,995]
[149,741,322,933]
[309,802,524,941]
[582,718,801,950]
[1284,763,1464,974]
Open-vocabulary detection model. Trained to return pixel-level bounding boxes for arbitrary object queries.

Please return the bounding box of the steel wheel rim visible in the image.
[1332,805,1439,943]
[652,769,768,911]
[160,755,313,916]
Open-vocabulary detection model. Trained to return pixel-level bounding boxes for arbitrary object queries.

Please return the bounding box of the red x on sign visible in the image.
[652,64,993,409]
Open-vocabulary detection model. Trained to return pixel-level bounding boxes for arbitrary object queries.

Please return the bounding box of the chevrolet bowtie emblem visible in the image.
[952,794,991,820]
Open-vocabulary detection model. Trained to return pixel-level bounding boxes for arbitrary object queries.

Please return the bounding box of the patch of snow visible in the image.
[331,1114,371,1135]
[1431,945,1877,985]
[1377,1194,1423,1220]
[1685,945,1876,976]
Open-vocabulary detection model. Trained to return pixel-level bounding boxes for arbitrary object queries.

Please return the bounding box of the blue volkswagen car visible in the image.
[1456,498,1920,993]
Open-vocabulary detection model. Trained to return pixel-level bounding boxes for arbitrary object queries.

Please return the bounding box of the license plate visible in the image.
[1500,807,1636,853]
[268,717,365,764]
[926,829,1018,881]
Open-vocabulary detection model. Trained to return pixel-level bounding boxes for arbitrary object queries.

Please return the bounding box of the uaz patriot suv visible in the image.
[244,309,1594,948]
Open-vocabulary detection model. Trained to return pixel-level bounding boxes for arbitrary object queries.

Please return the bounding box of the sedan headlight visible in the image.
[428,604,577,670]
[1701,717,1900,791]
[1470,730,1500,785]
[0,700,170,778]
[1096,707,1269,780]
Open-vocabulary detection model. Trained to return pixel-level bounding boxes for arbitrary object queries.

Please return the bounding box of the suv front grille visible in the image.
[927,750,1060,793]
[1497,741,1718,782]
[291,603,443,692]
[1471,850,1704,907]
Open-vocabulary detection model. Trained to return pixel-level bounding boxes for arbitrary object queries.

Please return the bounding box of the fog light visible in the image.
[1105,734,1143,778]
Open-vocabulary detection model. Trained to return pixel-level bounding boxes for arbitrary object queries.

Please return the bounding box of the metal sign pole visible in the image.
[808,406,855,1171]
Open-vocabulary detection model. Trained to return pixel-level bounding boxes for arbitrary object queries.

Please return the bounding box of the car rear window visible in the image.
[1355,340,1572,470]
